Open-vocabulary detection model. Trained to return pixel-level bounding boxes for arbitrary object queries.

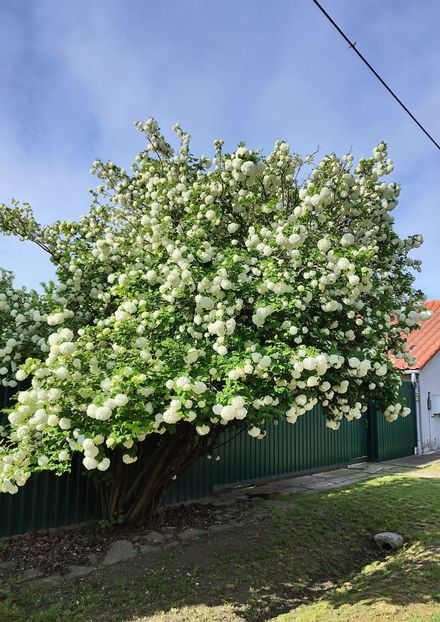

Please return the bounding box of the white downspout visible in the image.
[411,371,423,454]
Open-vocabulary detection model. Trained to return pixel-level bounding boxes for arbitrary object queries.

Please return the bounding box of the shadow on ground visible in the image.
[5,474,440,622]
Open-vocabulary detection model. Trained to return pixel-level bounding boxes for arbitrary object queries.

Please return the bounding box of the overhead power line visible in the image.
[311,0,440,151]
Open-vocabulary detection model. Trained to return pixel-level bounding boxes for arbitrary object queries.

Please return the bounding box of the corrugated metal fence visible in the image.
[164,405,368,504]
[0,382,416,537]
[369,381,417,461]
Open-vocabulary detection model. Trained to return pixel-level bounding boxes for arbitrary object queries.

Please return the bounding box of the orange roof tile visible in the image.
[395,300,440,370]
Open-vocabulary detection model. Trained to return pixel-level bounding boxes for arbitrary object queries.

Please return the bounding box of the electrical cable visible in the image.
[311,0,440,151]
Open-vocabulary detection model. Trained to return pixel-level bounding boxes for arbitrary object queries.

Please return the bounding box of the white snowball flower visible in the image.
[98,458,111,471]
[122,454,138,464]
[196,425,210,436]
[341,233,355,246]
[317,238,331,252]
[15,370,27,381]
[114,394,128,406]
[248,426,261,437]
[83,457,98,470]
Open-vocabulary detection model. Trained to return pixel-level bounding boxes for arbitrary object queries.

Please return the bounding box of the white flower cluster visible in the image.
[384,403,411,422]
[0,122,427,494]
[0,269,51,387]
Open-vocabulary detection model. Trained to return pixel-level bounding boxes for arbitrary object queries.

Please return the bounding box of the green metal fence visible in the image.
[369,381,417,461]
[0,381,416,537]
[0,458,102,537]
[164,406,368,504]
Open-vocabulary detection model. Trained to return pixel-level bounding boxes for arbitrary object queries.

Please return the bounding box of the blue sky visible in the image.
[0,0,439,297]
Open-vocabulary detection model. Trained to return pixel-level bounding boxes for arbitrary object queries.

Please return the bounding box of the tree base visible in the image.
[98,423,222,525]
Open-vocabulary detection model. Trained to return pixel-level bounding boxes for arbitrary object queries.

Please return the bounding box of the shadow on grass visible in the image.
[5,474,440,622]
[318,539,440,612]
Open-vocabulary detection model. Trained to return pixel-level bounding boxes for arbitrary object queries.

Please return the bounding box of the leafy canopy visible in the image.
[0,119,427,493]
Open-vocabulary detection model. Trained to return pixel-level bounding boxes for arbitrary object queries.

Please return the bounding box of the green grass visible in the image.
[1,467,440,622]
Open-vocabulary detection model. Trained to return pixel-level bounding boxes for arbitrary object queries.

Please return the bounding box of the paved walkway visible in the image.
[212,451,440,502]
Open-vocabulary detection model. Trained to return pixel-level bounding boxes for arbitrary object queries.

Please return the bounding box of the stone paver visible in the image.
[346,462,369,470]
[103,540,136,566]
[163,541,179,549]
[139,544,159,554]
[21,574,63,591]
[209,524,234,533]
[178,528,207,541]
[208,453,440,503]
[313,468,354,479]
[19,568,43,582]
[386,451,440,468]
[67,565,96,579]
[0,561,15,577]
[302,480,339,490]
[144,531,166,544]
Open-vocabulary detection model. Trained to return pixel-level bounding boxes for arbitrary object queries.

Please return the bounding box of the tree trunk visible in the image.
[98,423,223,525]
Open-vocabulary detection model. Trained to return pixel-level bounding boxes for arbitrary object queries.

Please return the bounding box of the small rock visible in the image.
[67,565,95,579]
[162,526,177,535]
[139,544,159,555]
[103,540,136,566]
[178,528,207,541]
[163,541,178,550]
[87,553,98,565]
[211,499,235,507]
[374,532,404,552]
[235,494,250,502]
[19,568,44,582]
[195,497,215,505]
[41,574,64,586]
[229,519,247,527]
[21,574,63,591]
[0,561,16,577]
[209,524,234,533]
[145,531,166,544]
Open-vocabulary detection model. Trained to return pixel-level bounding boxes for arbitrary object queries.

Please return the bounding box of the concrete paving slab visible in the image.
[346,462,369,470]
[301,480,340,490]
[385,452,440,468]
[208,455,440,506]
[279,486,307,494]
[362,465,387,473]
[314,469,359,481]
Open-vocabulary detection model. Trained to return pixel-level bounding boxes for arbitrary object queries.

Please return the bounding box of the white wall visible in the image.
[419,352,440,452]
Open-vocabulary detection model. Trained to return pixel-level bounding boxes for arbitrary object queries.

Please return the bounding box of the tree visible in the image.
[0,119,428,523]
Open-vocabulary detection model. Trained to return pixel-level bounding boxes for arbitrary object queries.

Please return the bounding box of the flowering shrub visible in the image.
[0,119,427,520]
[0,269,52,388]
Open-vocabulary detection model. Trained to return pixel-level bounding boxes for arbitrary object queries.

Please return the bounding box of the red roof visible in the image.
[395,300,440,370]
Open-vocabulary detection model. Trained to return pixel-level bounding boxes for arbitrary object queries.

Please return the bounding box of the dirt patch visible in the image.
[12,505,378,622]
[0,501,251,575]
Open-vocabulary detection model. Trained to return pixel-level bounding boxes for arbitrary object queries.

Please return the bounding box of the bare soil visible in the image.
[0,500,251,574]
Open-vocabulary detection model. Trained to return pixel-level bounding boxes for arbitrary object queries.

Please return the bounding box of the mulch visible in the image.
[0,501,250,575]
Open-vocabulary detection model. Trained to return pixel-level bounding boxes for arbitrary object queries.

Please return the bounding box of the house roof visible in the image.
[395,300,440,370]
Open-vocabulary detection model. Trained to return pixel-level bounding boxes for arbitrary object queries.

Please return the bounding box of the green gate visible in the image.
[368,380,417,461]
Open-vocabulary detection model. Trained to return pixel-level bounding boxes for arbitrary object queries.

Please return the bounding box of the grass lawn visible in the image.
[1,465,440,622]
